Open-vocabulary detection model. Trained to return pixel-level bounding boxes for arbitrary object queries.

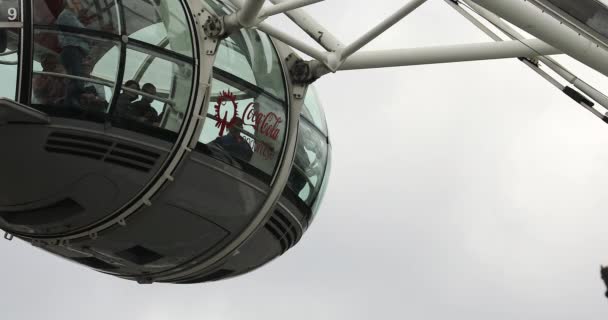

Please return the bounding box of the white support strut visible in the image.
[259,0,324,18]
[225,0,266,28]
[459,0,608,110]
[268,0,343,52]
[338,0,428,62]
[257,21,328,63]
[338,39,561,70]
[468,0,608,78]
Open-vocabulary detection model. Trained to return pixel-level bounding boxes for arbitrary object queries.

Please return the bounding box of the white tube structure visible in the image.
[462,0,608,109]
[259,0,323,18]
[257,21,328,62]
[225,0,266,28]
[468,0,608,78]
[268,0,343,51]
[339,39,561,70]
[445,0,565,89]
[339,0,428,60]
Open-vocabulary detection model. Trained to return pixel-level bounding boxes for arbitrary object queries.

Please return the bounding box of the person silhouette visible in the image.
[212,117,253,162]
[56,0,89,107]
[129,83,159,124]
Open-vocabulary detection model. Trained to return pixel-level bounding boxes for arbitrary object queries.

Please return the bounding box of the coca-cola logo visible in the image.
[213,90,239,137]
[243,102,283,141]
[213,90,283,141]
[212,90,284,160]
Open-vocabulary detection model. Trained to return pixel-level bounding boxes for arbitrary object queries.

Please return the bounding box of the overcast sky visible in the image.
[3,0,608,319]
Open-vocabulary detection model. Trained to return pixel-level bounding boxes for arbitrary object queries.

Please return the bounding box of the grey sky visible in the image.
[2,0,608,319]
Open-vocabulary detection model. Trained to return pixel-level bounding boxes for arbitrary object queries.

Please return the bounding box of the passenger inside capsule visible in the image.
[212,117,253,162]
[128,83,160,125]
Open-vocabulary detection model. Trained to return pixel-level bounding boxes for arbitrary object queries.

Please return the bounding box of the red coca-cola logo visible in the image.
[213,90,239,137]
[243,102,283,141]
[212,90,283,160]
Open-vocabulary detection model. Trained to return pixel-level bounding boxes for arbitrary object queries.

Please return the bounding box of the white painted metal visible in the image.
[225,0,266,28]
[461,0,608,110]
[257,21,328,63]
[445,1,565,89]
[268,0,343,52]
[260,0,323,18]
[339,39,561,71]
[469,0,608,78]
[337,0,428,63]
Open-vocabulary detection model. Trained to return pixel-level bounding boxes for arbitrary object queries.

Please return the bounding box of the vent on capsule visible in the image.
[45,131,160,172]
[264,210,301,254]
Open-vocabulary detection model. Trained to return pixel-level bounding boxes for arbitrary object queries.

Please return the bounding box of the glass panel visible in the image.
[545,0,608,39]
[0,28,20,99]
[287,120,328,206]
[119,45,193,133]
[303,86,328,136]
[215,28,286,101]
[311,145,331,219]
[31,29,119,118]
[123,0,193,57]
[33,0,120,34]
[199,77,286,177]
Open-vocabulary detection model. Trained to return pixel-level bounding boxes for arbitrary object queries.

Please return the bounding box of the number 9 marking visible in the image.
[8,7,17,21]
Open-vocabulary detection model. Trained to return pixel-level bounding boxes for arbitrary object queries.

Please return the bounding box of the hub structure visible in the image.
[0,0,607,284]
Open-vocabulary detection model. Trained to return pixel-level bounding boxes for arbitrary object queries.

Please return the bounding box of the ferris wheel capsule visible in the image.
[0,0,330,284]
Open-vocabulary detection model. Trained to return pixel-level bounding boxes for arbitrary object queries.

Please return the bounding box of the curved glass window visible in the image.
[32,29,120,119]
[29,0,196,140]
[302,86,327,135]
[0,28,20,100]
[198,26,287,179]
[215,30,285,100]
[311,144,331,218]
[198,73,286,177]
[123,0,193,57]
[120,45,193,133]
[33,0,120,34]
[287,119,328,207]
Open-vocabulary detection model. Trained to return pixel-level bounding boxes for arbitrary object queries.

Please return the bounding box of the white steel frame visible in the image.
[221,0,608,116]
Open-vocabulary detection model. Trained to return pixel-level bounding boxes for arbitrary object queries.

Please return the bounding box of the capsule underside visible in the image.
[0,0,330,283]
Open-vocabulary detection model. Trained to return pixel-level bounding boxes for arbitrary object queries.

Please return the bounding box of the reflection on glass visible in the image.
[32,29,119,117]
[33,0,119,34]
[215,29,286,101]
[311,146,331,219]
[200,77,286,176]
[287,120,328,206]
[303,86,328,135]
[32,73,113,116]
[124,0,193,57]
[123,46,193,132]
[0,28,20,99]
[211,117,253,163]
[198,18,287,178]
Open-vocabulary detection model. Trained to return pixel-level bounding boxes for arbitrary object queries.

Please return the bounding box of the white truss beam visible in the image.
[337,0,428,63]
[338,39,560,71]
[460,0,608,110]
[260,0,324,18]
[268,0,343,52]
[225,0,266,28]
[468,0,608,78]
[257,21,328,62]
